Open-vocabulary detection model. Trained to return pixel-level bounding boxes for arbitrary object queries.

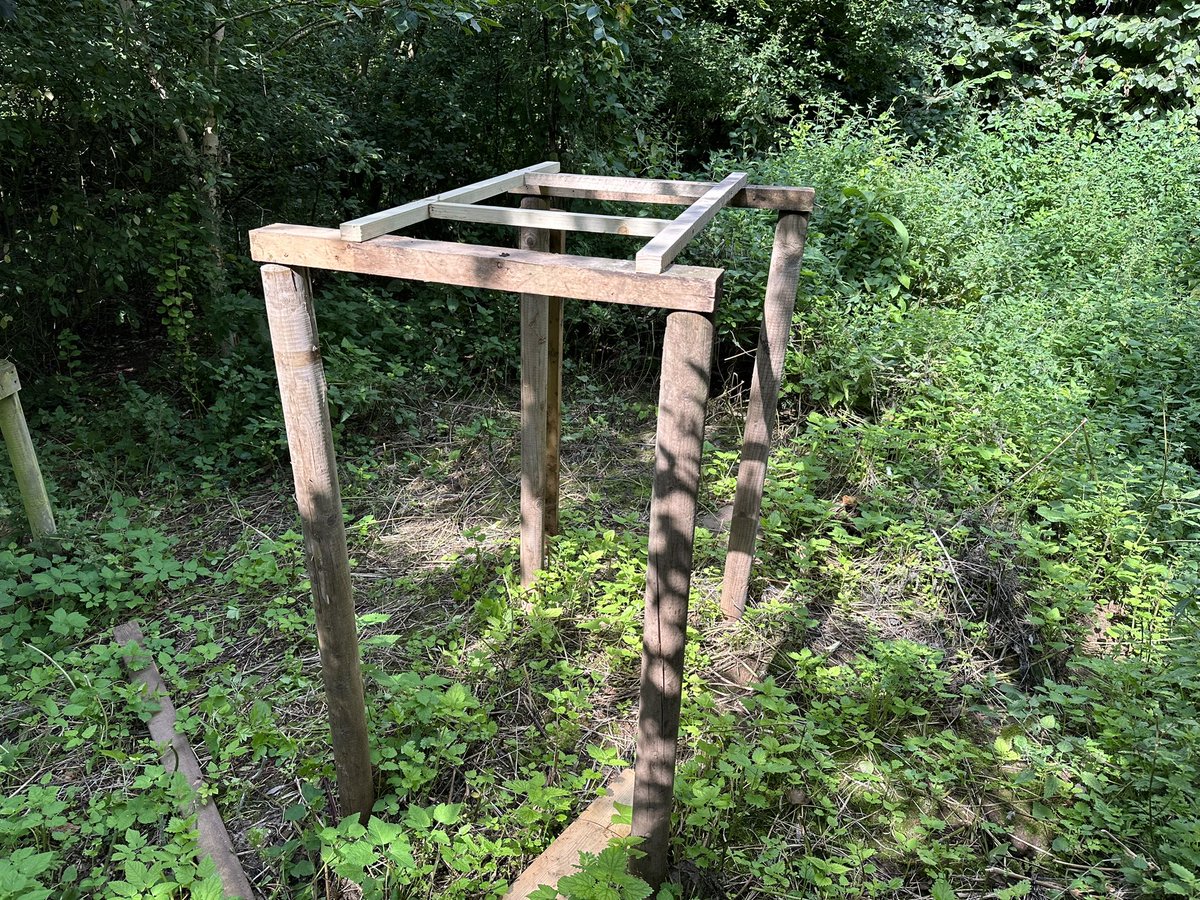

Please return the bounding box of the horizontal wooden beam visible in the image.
[429,202,671,237]
[340,161,561,242]
[514,173,814,212]
[635,172,747,274]
[250,224,721,312]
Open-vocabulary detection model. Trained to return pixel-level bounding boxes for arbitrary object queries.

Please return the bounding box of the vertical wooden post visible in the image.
[0,361,56,537]
[260,264,374,820]
[519,198,551,589]
[720,211,809,620]
[630,311,714,888]
[545,227,566,537]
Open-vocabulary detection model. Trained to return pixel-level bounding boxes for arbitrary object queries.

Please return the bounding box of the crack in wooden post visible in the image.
[721,211,810,619]
[630,311,714,888]
[260,264,374,819]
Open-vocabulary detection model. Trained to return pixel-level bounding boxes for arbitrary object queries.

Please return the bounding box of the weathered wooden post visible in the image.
[260,264,374,820]
[545,227,566,538]
[519,198,551,589]
[0,360,56,537]
[630,310,714,888]
[720,211,810,619]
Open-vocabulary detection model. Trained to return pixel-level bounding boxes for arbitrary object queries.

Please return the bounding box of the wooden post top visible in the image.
[0,361,19,400]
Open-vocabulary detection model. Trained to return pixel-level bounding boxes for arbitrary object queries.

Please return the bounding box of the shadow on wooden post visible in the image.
[0,360,56,537]
[545,226,566,538]
[261,264,374,821]
[720,210,810,619]
[519,198,551,592]
[630,311,714,889]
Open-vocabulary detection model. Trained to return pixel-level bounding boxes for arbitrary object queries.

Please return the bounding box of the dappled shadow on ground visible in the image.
[133,382,1074,898]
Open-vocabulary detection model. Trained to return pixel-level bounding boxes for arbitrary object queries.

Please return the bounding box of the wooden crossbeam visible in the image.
[515,173,814,212]
[250,224,722,312]
[429,202,670,237]
[635,172,747,274]
[340,161,561,242]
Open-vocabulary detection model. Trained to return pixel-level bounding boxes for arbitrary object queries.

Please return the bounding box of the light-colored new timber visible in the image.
[516,172,814,212]
[115,621,257,899]
[635,172,748,274]
[260,264,374,820]
[429,202,670,237]
[0,360,56,537]
[250,225,721,312]
[506,769,635,898]
[340,161,560,242]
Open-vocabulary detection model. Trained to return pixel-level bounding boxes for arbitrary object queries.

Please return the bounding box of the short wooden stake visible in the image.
[260,264,374,820]
[720,211,809,619]
[114,621,257,899]
[545,227,566,537]
[519,199,551,589]
[630,311,714,888]
[0,360,56,537]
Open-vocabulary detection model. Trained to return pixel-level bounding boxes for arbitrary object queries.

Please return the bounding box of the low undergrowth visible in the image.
[2,105,1199,898]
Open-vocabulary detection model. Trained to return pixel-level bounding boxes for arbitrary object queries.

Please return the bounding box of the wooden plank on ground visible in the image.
[635,172,748,274]
[506,769,635,899]
[250,225,722,312]
[516,173,814,212]
[340,161,560,242]
[430,202,671,237]
[114,621,257,899]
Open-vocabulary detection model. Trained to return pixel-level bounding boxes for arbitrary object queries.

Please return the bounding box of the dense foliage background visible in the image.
[2,0,1199,898]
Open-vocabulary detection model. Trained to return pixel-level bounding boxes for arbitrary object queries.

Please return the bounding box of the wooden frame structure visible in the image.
[250,163,812,889]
